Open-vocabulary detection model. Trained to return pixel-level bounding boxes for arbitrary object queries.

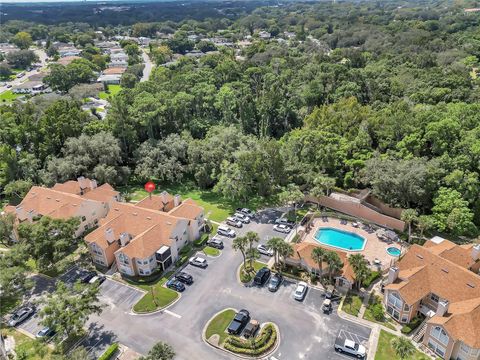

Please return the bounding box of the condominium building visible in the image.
[384,237,480,360]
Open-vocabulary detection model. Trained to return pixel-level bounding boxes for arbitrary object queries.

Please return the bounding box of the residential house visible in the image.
[56,56,82,66]
[102,67,126,75]
[97,74,122,85]
[85,192,205,276]
[384,237,480,359]
[12,81,48,94]
[4,178,113,239]
[258,31,272,39]
[286,242,355,291]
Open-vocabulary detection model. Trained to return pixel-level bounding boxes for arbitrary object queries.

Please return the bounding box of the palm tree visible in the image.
[325,251,343,283]
[391,336,415,360]
[277,242,294,273]
[232,235,248,270]
[401,209,418,242]
[245,231,260,268]
[278,183,304,226]
[311,247,327,280]
[417,215,435,238]
[348,254,371,289]
[267,237,284,268]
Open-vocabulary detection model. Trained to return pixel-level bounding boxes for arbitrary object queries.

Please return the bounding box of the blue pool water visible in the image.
[387,247,401,256]
[314,228,366,251]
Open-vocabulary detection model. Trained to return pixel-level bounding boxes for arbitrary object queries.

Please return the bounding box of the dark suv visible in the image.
[175,272,193,285]
[227,309,250,334]
[254,267,271,286]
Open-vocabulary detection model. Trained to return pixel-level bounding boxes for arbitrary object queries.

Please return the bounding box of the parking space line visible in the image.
[164,310,182,319]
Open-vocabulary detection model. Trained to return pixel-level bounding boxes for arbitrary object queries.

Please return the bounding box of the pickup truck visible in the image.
[227,309,250,335]
[334,337,367,358]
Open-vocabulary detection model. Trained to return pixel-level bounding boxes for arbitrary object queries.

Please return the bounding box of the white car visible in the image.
[273,224,291,233]
[217,225,236,238]
[189,256,208,268]
[257,244,274,257]
[233,213,250,224]
[294,281,308,301]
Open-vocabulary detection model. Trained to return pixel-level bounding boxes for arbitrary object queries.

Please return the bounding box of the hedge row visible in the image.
[98,343,119,360]
[224,324,277,356]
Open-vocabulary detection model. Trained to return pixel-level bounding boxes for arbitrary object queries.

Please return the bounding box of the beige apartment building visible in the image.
[4,177,116,239]
[85,192,204,276]
[384,237,480,360]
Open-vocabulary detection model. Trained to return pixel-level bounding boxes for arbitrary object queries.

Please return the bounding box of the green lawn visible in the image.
[120,182,275,223]
[375,330,430,360]
[205,309,236,345]
[342,293,363,317]
[99,84,122,99]
[128,272,179,313]
[203,246,220,257]
[0,90,20,102]
[2,328,54,360]
[239,260,268,283]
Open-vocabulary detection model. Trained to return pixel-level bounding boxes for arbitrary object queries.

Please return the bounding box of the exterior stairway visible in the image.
[413,319,429,343]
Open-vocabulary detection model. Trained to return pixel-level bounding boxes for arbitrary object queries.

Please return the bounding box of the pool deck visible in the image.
[303,217,399,271]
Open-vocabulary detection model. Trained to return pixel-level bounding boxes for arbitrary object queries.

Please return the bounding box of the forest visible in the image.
[1,0,480,238]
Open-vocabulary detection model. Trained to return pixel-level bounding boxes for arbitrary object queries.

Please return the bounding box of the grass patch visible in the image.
[205,309,236,345]
[1,328,54,360]
[239,260,267,283]
[375,330,430,360]
[363,293,397,330]
[98,84,122,99]
[342,292,363,317]
[0,90,20,102]
[203,246,220,257]
[119,182,275,223]
[128,271,179,313]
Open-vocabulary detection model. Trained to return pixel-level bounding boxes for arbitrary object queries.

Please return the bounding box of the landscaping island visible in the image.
[204,308,280,358]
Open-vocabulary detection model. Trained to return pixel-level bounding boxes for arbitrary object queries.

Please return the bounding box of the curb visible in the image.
[129,291,182,316]
[202,308,281,359]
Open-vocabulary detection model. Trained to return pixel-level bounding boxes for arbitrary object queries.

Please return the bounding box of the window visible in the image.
[428,339,446,357]
[149,257,154,263]
[118,253,129,265]
[460,343,479,356]
[431,326,449,346]
[401,315,408,323]
[137,259,142,265]
[388,292,403,309]
[404,304,410,311]
[81,216,86,222]
[139,269,144,275]
[430,293,439,303]
[84,225,88,230]
[145,270,150,275]
[143,260,148,265]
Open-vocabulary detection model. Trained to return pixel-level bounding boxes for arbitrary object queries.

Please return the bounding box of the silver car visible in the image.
[9,307,35,326]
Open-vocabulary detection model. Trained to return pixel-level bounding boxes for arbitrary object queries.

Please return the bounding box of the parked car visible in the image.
[257,244,274,256]
[8,307,35,327]
[207,238,224,249]
[6,84,12,88]
[89,275,106,285]
[36,327,55,338]
[267,273,283,292]
[233,212,250,224]
[236,208,255,217]
[322,299,332,313]
[293,281,308,301]
[175,272,193,285]
[227,309,250,334]
[334,337,367,358]
[166,279,186,292]
[80,271,97,284]
[273,224,291,233]
[16,72,25,78]
[325,285,335,299]
[189,256,208,268]
[226,217,243,228]
[243,319,260,338]
[254,267,271,286]
[275,218,295,227]
[217,225,236,238]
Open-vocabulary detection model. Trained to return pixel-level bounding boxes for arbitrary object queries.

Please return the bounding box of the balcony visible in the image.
[419,304,436,318]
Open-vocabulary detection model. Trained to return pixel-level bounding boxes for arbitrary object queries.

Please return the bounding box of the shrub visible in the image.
[98,343,119,360]
[194,233,209,247]
[401,316,423,334]
[371,303,385,321]
[362,271,381,288]
[224,324,277,355]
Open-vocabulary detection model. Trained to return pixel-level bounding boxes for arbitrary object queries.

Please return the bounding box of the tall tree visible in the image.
[232,235,248,270]
[140,341,175,360]
[311,247,327,280]
[325,251,343,283]
[348,254,371,289]
[400,209,418,242]
[245,231,260,268]
[391,336,415,360]
[266,237,284,268]
[12,31,33,50]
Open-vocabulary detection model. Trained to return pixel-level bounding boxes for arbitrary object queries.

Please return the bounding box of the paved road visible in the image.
[0,48,47,94]
[86,209,371,359]
[140,50,153,82]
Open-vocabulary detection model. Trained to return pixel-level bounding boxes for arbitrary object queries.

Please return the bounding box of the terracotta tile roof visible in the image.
[290,242,355,282]
[429,298,480,348]
[53,180,82,194]
[103,67,126,75]
[118,223,174,259]
[82,184,119,203]
[168,200,203,220]
[424,239,478,270]
[136,193,175,212]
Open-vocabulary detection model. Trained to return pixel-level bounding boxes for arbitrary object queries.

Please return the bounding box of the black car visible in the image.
[254,267,271,286]
[207,238,224,249]
[267,273,283,292]
[227,309,250,335]
[80,271,97,284]
[175,272,193,285]
[166,279,186,292]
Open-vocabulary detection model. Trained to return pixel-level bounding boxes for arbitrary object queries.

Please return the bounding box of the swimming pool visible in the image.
[314,227,366,251]
[387,247,401,257]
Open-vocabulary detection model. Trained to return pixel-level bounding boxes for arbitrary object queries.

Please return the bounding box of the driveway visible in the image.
[140,50,153,82]
[86,208,371,359]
